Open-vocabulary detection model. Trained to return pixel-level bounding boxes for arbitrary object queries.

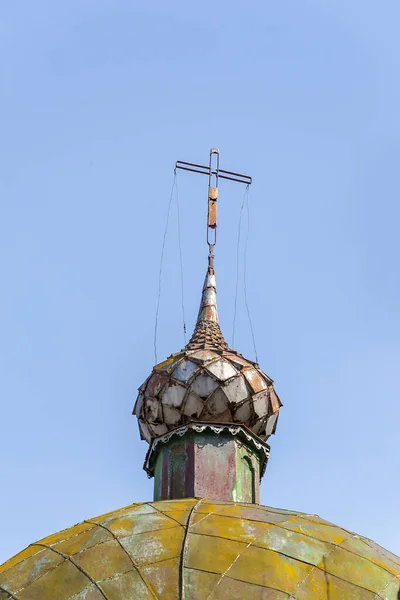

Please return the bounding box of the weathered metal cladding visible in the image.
[196,269,219,324]
[2,499,399,599]
[152,428,262,503]
[133,263,282,498]
[153,434,195,501]
[135,349,281,445]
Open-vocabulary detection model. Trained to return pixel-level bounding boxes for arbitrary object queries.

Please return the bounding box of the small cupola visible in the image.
[133,149,282,503]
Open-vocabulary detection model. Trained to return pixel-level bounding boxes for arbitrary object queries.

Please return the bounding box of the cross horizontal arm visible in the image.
[176,160,252,185]
[175,149,252,256]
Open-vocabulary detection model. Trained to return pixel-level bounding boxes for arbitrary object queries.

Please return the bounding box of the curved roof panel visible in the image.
[1,499,399,599]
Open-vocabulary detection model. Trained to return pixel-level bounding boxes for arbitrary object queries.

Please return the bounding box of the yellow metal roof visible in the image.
[1,498,399,599]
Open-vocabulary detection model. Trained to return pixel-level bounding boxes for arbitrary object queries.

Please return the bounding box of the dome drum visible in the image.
[144,423,270,503]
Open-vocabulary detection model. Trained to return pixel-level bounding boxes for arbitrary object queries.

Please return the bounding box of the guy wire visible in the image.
[243,185,259,363]
[154,172,177,364]
[175,174,187,345]
[232,187,246,347]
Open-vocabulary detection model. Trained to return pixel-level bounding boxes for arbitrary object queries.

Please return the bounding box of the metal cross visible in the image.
[175,148,252,263]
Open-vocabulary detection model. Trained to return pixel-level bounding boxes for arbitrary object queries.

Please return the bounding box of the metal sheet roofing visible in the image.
[134,349,281,444]
[1,499,399,599]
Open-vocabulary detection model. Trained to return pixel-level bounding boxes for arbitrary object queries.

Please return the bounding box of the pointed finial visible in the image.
[185,249,228,350]
[196,249,218,324]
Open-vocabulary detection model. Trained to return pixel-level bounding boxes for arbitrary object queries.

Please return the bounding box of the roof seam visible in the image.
[289,543,336,599]
[183,511,216,531]
[204,521,279,600]
[32,543,110,600]
[225,566,386,597]
[180,498,206,600]
[6,546,65,595]
[84,520,159,600]
[277,519,400,580]
[0,585,18,600]
[288,531,380,598]
[269,520,359,550]
[361,536,400,568]
[146,503,186,529]
[374,574,400,600]
[183,510,400,589]
[294,562,399,597]
[181,568,294,596]
[184,521,371,574]
[29,525,96,556]
[191,509,297,530]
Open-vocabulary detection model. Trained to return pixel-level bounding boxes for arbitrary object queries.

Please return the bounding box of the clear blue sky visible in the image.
[1,1,399,563]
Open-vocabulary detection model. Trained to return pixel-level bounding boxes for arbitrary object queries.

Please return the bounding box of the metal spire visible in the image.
[196,253,218,324]
[185,263,228,350]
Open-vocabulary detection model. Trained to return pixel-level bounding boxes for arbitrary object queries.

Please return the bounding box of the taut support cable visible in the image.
[244,185,259,363]
[175,175,187,345]
[154,172,177,364]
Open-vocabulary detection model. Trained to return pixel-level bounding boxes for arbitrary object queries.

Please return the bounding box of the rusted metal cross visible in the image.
[175,149,252,262]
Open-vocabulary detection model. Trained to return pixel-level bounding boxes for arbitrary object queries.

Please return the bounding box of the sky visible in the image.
[0,0,399,563]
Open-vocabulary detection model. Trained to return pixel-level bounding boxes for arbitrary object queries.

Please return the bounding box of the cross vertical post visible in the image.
[175,148,252,265]
[207,149,219,258]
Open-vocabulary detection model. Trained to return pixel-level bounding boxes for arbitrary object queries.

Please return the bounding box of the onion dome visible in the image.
[133,262,282,445]
[1,498,399,599]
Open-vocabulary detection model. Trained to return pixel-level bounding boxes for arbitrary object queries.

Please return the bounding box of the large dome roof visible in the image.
[1,499,399,599]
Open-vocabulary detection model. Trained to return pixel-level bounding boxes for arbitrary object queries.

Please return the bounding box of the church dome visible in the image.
[1,498,399,599]
[3,149,398,600]
[134,265,282,444]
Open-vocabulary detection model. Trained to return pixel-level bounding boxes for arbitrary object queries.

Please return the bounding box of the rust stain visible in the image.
[208,198,217,228]
[204,305,217,321]
[243,368,268,393]
[146,373,169,398]
[269,387,282,413]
